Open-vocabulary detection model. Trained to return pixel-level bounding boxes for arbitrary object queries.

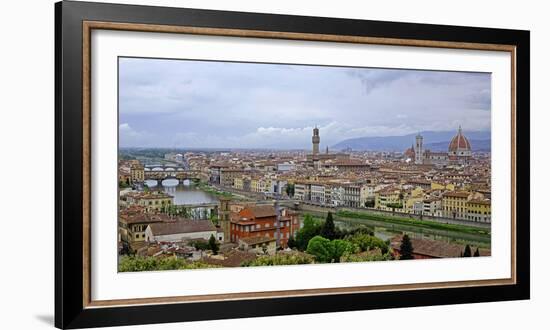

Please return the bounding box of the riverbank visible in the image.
[336,210,490,236]
[296,208,491,249]
[195,182,252,200]
[195,182,234,198]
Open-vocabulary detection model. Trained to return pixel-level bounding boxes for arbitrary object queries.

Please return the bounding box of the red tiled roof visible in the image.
[391,235,490,258]
[448,127,472,152]
[239,205,276,218]
[148,220,216,236]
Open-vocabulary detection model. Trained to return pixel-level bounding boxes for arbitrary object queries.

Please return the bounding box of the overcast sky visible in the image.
[119,57,491,149]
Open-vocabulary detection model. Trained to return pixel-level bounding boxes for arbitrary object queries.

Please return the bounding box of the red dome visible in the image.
[448,127,471,152]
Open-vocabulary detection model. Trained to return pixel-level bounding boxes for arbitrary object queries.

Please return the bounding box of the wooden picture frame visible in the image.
[55,1,530,328]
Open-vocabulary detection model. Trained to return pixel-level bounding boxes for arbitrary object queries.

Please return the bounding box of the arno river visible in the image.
[145,179,218,205]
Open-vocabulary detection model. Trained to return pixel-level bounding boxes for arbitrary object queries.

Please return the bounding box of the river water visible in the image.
[145,179,218,205]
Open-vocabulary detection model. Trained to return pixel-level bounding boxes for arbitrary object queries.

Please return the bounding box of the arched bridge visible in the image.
[144,169,207,182]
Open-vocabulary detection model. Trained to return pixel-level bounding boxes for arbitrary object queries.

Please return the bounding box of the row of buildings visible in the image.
[119,126,491,224]
[118,190,301,258]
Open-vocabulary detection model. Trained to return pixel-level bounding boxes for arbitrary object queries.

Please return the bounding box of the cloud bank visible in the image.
[119,57,491,149]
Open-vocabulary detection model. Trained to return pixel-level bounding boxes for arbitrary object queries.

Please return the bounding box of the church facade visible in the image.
[405,126,473,166]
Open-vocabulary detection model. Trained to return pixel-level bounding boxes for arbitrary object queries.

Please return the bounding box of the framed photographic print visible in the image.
[55,1,530,328]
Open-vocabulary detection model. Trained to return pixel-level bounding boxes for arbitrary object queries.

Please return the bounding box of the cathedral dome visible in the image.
[448,126,471,152]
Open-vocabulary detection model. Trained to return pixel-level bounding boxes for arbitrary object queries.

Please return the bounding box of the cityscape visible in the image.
[117,57,492,272]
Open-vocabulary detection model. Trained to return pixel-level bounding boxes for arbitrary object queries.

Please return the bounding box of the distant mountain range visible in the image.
[331,130,491,152]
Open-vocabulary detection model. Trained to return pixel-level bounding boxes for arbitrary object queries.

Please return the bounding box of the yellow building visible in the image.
[251,177,268,193]
[402,187,424,213]
[126,191,174,211]
[130,164,145,183]
[119,211,170,245]
[375,188,401,211]
[220,168,246,187]
[466,199,491,223]
[234,177,244,191]
[442,191,470,219]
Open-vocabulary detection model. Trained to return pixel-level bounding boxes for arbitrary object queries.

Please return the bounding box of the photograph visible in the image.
[49,1,531,328]
[117,57,492,272]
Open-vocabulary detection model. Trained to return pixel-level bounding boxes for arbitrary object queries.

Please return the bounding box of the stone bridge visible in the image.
[144,169,207,182]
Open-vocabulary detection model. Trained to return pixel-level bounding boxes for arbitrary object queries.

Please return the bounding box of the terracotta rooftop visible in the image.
[203,250,257,267]
[148,220,216,236]
[448,126,472,152]
[443,191,471,198]
[239,205,277,219]
[119,212,173,225]
[391,235,490,258]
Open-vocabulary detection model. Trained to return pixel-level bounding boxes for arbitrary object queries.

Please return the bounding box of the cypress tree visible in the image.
[399,234,414,260]
[287,236,296,249]
[463,244,472,257]
[321,212,336,240]
[208,234,219,255]
[473,247,480,257]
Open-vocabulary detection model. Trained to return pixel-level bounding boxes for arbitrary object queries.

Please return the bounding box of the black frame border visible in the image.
[55,1,530,328]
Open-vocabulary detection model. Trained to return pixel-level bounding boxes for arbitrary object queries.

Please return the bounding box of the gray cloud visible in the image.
[119,57,491,148]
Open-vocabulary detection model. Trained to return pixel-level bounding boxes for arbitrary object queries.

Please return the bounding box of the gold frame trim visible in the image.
[82,21,517,309]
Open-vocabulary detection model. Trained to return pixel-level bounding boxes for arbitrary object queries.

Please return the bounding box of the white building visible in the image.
[277,163,296,172]
[310,184,326,205]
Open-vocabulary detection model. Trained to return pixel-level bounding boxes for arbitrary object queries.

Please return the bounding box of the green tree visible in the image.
[364,199,375,208]
[331,239,357,262]
[320,212,336,240]
[118,256,221,272]
[399,234,414,260]
[285,183,295,198]
[294,214,321,251]
[287,235,296,249]
[340,250,393,263]
[208,234,219,255]
[209,212,219,225]
[190,240,209,257]
[473,247,480,257]
[463,244,472,257]
[306,236,334,263]
[241,253,314,266]
[306,236,357,263]
[347,234,389,254]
